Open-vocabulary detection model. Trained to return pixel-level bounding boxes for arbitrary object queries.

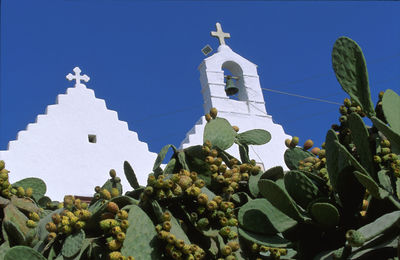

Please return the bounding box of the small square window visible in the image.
[88,134,97,143]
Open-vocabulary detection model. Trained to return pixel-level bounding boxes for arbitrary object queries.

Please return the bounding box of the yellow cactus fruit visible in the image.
[221,245,232,256]
[117,210,129,220]
[27,212,39,222]
[17,186,25,197]
[52,213,61,224]
[116,232,126,242]
[47,232,57,241]
[26,219,37,228]
[197,193,209,205]
[178,175,193,190]
[109,188,119,198]
[285,138,291,148]
[290,136,299,148]
[80,210,91,220]
[227,241,240,251]
[109,169,117,178]
[60,225,72,235]
[206,200,218,211]
[210,107,218,119]
[46,222,57,233]
[303,139,314,150]
[109,251,123,260]
[194,179,205,188]
[63,195,75,205]
[25,187,33,198]
[107,202,119,214]
[108,239,122,251]
[232,125,239,132]
[99,219,114,231]
[120,220,129,231]
[74,221,85,230]
[81,202,88,210]
[311,147,320,156]
[0,160,4,171]
[166,233,176,244]
[100,189,112,200]
[205,113,212,122]
[112,226,122,235]
[127,257,135,260]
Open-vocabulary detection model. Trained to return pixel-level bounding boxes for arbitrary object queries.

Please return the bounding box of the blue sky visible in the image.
[1,0,400,156]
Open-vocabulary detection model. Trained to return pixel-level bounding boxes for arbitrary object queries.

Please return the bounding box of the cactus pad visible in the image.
[12,177,46,201]
[4,246,46,260]
[284,147,314,170]
[284,170,319,209]
[123,161,140,189]
[382,89,400,134]
[258,179,304,221]
[309,202,340,228]
[204,117,237,150]
[236,129,271,145]
[238,199,297,235]
[332,36,375,117]
[61,229,85,258]
[238,228,291,248]
[121,205,161,259]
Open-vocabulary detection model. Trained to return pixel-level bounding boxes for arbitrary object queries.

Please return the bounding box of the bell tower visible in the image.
[199,23,267,117]
[181,22,290,171]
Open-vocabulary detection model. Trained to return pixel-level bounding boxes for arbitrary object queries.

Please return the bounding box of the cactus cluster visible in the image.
[0,36,399,259]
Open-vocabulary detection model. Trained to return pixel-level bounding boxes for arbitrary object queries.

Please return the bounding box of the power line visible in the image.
[261,88,342,105]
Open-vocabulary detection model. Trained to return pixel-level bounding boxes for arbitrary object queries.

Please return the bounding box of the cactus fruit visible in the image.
[210,108,218,119]
[303,139,314,150]
[290,137,299,148]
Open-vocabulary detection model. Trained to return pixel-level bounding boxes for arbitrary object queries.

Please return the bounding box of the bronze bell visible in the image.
[224,76,239,96]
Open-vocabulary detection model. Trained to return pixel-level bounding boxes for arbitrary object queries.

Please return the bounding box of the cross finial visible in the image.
[211,22,230,46]
[66,67,90,87]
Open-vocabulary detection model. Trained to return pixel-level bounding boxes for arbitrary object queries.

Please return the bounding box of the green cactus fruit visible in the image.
[0,160,4,171]
[196,218,209,229]
[117,210,129,220]
[108,169,116,179]
[210,107,218,119]
[303,139,314,150]
[345,229,365,247]
[162,221,172,232]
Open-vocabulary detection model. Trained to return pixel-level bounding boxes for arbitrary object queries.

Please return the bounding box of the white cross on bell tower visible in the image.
[66,67,90,88]
[211,22,230,45]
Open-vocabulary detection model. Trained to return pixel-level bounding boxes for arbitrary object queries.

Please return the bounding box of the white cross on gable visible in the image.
[211,22,230,46]
[66,67,90,87]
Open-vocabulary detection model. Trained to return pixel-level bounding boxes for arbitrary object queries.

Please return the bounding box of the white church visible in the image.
[0,23,290,200]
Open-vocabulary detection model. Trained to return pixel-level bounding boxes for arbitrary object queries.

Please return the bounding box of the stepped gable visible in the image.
[0,67,156,199]
[180,23,291,170]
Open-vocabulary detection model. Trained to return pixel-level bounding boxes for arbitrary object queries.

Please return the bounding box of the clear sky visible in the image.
[1,1,400,157]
